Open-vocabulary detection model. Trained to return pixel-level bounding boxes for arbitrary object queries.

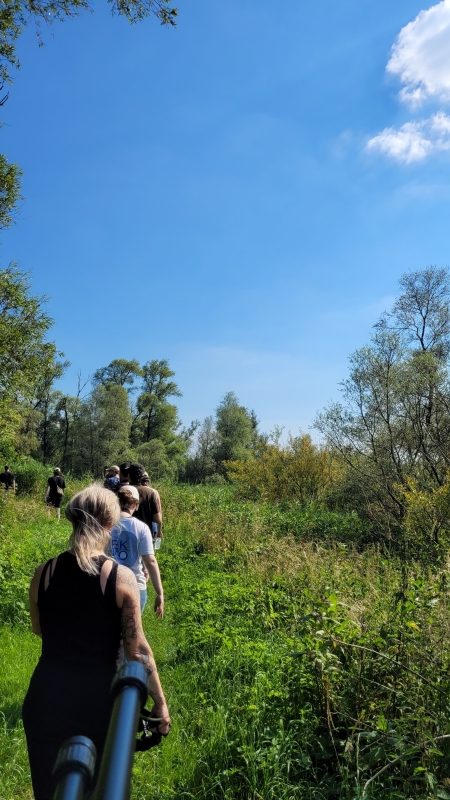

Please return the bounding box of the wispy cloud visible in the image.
[367,111,450,162]
[367,0,450,162]
[387,0,450,107]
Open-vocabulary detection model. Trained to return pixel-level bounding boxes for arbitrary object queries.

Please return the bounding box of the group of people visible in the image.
[103,462,164,616]
[22,462,170,800]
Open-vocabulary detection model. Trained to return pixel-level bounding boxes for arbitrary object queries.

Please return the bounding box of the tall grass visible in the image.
[2,483,450,799]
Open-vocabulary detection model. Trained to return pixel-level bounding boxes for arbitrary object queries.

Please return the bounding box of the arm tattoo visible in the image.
[121,609,138,644]
[139,649,157,677]
[119,568,158,679]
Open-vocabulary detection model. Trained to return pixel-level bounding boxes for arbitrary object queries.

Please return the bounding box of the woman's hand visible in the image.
[149,702,171,735]
[154,593,164,618]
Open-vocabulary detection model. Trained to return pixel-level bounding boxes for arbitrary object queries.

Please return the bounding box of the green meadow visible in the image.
[2,483,450,800]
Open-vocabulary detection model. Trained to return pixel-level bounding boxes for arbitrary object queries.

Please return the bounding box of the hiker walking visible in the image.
[0,465,15,493]
[23,484,170,800]
[45,468,66,521]
[103,465,120,493]
[109,485,164,616]
[129,463,163,544]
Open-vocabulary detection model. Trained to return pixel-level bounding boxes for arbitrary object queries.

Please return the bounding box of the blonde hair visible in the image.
[65,484,120,575]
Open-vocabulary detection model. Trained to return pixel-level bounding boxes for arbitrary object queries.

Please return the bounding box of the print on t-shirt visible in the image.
[111,527,140,567]
[109,517,154,589]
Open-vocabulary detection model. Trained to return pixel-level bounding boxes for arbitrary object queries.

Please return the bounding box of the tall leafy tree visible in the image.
[184,416,217,483]
[315,267,450,531]
[92,358,142,390]
[133,359,182,443]
[32,360,70,462]
[213,391,257,472]
[0,155,22,230]
[0,265,58,453]
[71,384,132,475]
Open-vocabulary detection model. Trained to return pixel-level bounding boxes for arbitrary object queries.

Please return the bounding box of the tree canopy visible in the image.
[0,265,58,453]
[315,266,450,535]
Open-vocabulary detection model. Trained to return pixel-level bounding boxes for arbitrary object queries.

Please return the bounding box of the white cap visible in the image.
[120,485,139,501]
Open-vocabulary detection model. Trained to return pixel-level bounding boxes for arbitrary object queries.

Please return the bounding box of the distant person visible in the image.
[119,461,131,487]
[23,484,170,800]
[104,465,120,493]
[129,463,162,541]
[109,485,164,616]
[141,473,160,548]
[45,468,66,521]
[0,465,15,492]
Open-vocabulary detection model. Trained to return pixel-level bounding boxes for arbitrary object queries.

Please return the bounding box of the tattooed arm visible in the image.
[116,565,170,733]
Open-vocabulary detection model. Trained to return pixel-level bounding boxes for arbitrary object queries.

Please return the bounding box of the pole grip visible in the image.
[53,735,97,800]
[93,662,148,800]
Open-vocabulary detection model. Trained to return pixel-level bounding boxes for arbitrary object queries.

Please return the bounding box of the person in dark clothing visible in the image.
[45,468,66,521]
[22,484,170,800]
[129,463,163,539]
[0,465,15,492]
[119,461,131,487]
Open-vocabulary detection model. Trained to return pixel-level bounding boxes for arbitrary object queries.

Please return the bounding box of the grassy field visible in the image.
[2,483,450,799]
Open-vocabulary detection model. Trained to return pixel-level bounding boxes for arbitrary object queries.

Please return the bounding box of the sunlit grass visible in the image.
[2,485,450,799]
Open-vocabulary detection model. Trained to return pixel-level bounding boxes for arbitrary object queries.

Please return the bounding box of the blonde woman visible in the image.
[22,485,170,800]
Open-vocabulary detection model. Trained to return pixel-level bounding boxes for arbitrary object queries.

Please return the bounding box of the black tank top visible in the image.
[38,551,122,668]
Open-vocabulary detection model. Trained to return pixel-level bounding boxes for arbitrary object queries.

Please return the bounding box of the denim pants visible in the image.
[140,589,147,614]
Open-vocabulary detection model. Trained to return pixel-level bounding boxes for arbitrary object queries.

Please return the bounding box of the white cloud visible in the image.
[388,0,450,107]
[367,111,450,162]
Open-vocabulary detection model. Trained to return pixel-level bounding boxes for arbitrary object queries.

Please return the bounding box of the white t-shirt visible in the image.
[109,516,154,589]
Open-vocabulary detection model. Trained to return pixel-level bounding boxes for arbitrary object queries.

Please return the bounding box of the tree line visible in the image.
[4,263,450,554]
[0,265,260,480]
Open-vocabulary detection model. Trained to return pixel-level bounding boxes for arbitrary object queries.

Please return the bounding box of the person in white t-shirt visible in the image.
[109,485,164,616]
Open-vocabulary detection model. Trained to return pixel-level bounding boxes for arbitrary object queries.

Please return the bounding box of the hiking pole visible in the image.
[93,662,148,800]
[53,736,97,800]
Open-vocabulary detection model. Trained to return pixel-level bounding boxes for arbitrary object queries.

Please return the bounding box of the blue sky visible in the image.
[2,0,450,433]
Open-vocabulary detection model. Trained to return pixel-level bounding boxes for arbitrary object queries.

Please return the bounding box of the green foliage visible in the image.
[214,391,256,468]
[3,484,450,799]
[70,384,132,475]
[13,457,49,495]
[315,267,450,537]
[92,358,142,389]
[0,266,58,453]
[185,392,258,482]
[0,0,177,89]
[132,359,182,445]
[21,356,189,477]
[0,155,22,229]
[226,433,338,503]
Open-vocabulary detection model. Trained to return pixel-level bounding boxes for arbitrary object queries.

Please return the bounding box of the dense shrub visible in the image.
[13,458,49,495]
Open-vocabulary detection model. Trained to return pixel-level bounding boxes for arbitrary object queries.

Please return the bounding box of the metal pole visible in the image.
[53,736,97,800]
[94,662,148,800]
[53,772,85,800]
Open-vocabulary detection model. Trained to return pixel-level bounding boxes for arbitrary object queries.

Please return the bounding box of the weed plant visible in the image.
[1,483,450,799]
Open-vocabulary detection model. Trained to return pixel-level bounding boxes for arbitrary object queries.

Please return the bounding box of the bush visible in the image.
[13,458,49,495]
[225,435,340,503]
